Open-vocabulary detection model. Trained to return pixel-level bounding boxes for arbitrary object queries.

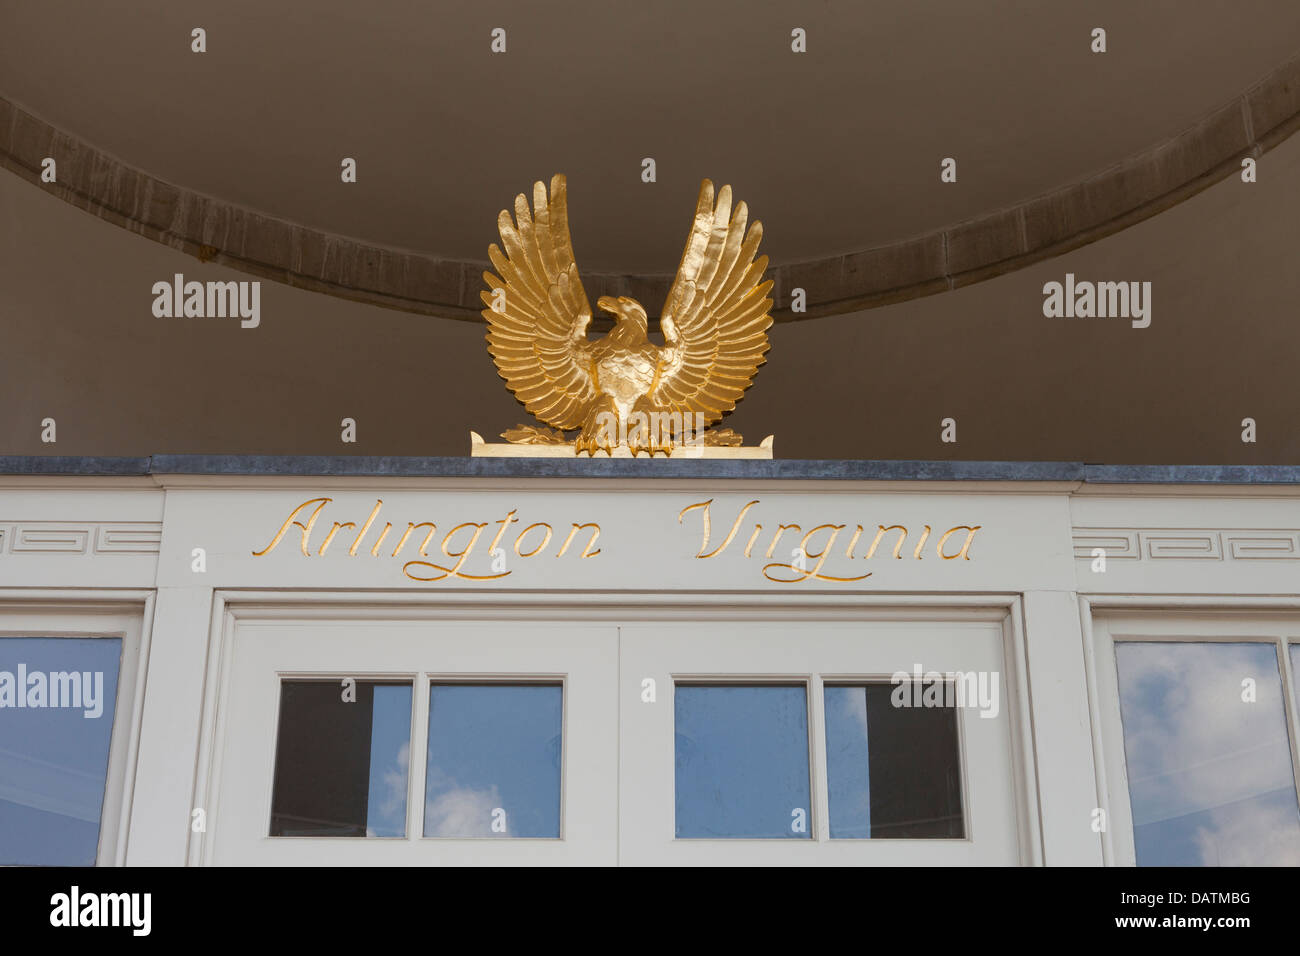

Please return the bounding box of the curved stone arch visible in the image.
[2,55,1298,324]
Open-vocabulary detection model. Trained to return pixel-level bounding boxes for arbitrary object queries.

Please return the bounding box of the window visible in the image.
[0,604,141,867]
[674,684,811,839]
[269,679,412,838]
[425,683,563,838]
[203,610,1020,865]
[620,618,1020,864]
[205,618,616,864]
[824,683,964,839]
[1114,641,1300,865]
[1094,612,1300,867]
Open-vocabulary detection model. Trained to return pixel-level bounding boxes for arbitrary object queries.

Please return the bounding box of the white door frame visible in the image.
[188,591,1043,866]
[619,613,1027,865]
[195,612,619,865]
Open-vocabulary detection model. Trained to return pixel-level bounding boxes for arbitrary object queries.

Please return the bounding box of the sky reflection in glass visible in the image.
[0,637,122,865]
[675,684,811,839]
[1115,642,1300,865]
[424,683,563,838]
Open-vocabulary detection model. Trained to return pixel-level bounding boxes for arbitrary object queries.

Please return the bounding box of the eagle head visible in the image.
[597,295,648,343]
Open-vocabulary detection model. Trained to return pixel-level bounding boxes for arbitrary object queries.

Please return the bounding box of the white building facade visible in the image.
[3,457,1299,867]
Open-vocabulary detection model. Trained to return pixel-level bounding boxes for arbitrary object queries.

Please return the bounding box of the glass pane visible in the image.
[0,637,123,865]
[1115,642,1300,865]
[424,683,562,838]
[269,680,411,837]
[675,684,811,839]
[825,683,964,839]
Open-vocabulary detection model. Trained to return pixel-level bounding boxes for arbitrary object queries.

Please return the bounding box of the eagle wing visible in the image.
[481,174,595,430]
[654,180,773,425]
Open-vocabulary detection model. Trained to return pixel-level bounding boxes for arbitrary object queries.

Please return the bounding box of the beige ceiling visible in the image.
[3,0,1300,275]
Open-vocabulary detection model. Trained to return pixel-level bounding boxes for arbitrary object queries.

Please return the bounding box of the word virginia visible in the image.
[679,498,980,583]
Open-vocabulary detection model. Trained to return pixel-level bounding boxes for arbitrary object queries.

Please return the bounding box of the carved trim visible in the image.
[2,53,1299,324]
[0,522,162,556]
[1073,528,1300,561]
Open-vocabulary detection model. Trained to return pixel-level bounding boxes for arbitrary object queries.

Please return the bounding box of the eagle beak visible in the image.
[596,296,618,313]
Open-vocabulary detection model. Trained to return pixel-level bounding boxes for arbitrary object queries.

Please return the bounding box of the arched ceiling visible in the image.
[3,0,1300,319]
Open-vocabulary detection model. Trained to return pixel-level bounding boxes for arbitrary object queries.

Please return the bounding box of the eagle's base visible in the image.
[469,431,773,459]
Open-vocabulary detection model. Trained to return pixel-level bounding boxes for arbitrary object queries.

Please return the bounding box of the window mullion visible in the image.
[1276,640,1300,817]
[407,671,431,842]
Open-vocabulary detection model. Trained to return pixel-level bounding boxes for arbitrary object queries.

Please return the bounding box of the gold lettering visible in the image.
[252,497,332,556]
[678,499,712,555]
[802,524,843,578]
[913,525,931,559]
[866,525,908,559]
[369,523,392,556]
[487,510,519,556]
[938,525,981,560]
[558,523,602,558]
[763,563,873,584]
[679,498,761,559]
[765,524,801,559]
[349,500,383,556]
[743,524,763,558]
[762,524,872,583]
[319,522,355,555]
[845,525,863,558]
[401,559,510,583]
[514,523,553,558]
[255,499,606,582]
[401,521,508,582]
[705,500,759,558]
[441,522,488,574]
[392,522,437,557]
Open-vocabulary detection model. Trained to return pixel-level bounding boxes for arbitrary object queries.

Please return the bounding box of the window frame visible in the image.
[1088,608,1300,867]
[195,611,617,865]
[190,592,1039,866]
[0,597,150,867]
[619,611,1028,865]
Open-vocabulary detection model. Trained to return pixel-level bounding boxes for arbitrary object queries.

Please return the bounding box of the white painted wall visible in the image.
[4,476,1300,864]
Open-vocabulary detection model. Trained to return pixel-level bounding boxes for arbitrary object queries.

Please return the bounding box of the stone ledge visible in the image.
[1,456,1299,485]
[3,52,1299,324]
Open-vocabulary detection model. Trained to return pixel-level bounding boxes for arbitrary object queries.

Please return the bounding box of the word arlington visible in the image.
[152,273,260,328]
[679,499,980,583]
[253,497,601,582]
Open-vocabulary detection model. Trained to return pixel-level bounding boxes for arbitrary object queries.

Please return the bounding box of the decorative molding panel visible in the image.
[0,521,162,556]
[1072,528,1300,561]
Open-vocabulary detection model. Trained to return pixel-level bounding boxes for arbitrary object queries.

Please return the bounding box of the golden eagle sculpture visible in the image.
[480,175,773,456]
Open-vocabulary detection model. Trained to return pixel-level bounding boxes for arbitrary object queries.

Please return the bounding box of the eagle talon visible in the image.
[575,396,619,457]
[627,398,677,458]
